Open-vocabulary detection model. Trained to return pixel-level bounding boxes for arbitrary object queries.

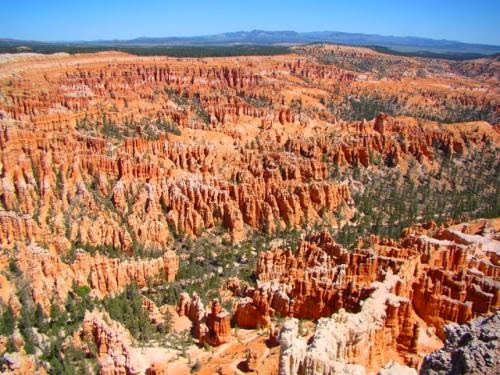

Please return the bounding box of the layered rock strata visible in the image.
[14,243,179,313]
[230,219,499,373]
[1,51,498,252]
[279,271,419,375]
[176,292,231,346]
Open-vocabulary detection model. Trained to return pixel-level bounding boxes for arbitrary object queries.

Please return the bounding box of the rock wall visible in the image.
[72,309,184,375]
[176,292,231,347]
[1,52,497,251]
[15,243,179,313]
[279,271,418,375]
[230,219,500,373]
[74,309,144,374]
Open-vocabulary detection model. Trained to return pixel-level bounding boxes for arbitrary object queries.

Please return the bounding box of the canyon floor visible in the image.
[0,45,498,374]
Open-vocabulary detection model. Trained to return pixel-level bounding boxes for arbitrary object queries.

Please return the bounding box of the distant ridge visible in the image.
[1,30,499,56]
[73,30,500,55]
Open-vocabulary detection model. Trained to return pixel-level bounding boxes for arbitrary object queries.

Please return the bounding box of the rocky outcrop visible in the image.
[204,299,231,346]
[234,297,270,329]
[242,348,261,372]
[284,113,497,171]
[0,48,499,374]
[231,219,500,374]
[176,292,231,346]
[234,230,385,326]
[71,307,186,374]
[15,243,179,313]
[74,309,143,374]
[278,271,419,374]
[237,219,499,331]
[1,51,497,251]
[177,292,207,339]
[142,297,164,326]
[420,311,499,375]
[405,221,500,338]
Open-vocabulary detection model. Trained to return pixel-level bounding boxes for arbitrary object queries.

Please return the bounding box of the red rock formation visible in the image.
[242,348,260,372]
[14,243,179,313]
[142,296,165,326]
[233,218,499,372]
[237,219,499,331]
[279,271,420,374]
[233,297,270,329]
[2,51,496,253]
[177,292,207,339]
[204,299,231,346]
[234,230,381,326]
[0,47,499,375]
[73,310,142,374]
[176,293,231,346]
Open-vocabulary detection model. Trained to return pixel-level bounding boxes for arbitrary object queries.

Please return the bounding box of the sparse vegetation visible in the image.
[102,284,156,342]
[1,33,498,375]
[76,112,183,140]
[0,42,292,57]
[324,92,498,124]
[335,147,499,247]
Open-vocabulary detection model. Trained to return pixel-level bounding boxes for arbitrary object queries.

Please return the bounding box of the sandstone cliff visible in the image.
[229,219,500,373]
[14,243,178,313]
[176,292,231,347]
[278,271,418,374]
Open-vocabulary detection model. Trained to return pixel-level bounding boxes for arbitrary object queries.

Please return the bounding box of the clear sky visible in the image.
[1,0,499,45]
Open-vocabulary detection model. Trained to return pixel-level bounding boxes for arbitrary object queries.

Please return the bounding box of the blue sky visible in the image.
[1,0,499,45]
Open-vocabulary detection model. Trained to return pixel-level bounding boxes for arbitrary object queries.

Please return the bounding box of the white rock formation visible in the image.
[378,361,417,375]
[278,270,408,375]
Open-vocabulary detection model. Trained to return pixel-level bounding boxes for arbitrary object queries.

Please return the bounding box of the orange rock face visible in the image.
[204,299,232,346]
[73,309,185,375]
[0,46,498,374]
[176,292,231,346]
[14,243,178,313]
[1,51,497,253]
[405,220,500,338]
[234,230,382,326]
[232,218,499,371]
[233,296,270,329]
[74,310,141,374]
[279,271,419,374]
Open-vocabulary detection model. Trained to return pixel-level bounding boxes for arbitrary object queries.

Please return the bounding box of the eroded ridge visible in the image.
[0,47,498,374]
[1,51,498,253]
[227,219,499,372]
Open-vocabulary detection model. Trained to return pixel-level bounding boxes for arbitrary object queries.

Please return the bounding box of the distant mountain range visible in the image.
[81,30,500,55]
[2,30,500,56]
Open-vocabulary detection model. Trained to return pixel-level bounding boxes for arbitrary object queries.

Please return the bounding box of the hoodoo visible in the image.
[0,24,498,375]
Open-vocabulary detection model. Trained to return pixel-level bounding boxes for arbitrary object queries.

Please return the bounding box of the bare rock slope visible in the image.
[420,311,499,375]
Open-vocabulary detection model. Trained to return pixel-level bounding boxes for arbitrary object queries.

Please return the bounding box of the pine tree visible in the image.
[0,306,15,336]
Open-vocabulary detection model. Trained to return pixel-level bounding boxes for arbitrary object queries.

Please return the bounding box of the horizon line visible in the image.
[1,29,499,47]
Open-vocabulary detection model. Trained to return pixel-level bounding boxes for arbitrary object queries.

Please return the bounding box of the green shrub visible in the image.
[0,306,15,336]
[102,284,155,342]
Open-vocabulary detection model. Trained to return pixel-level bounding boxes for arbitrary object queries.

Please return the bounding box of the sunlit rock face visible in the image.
[1,51,498,251]
[0,46,498,375]
[176,292,231,346]
[278,272,416,375]
[13,243,178,313]
[240,218,499,374]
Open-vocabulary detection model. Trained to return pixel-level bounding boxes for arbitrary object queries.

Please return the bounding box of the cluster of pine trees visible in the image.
[336,148,499,247]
